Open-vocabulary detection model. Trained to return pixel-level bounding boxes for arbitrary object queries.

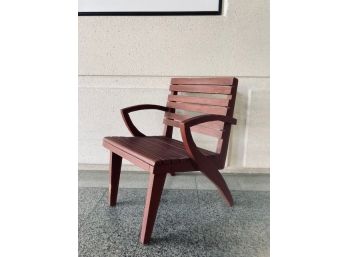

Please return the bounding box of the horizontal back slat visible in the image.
[164,112,224,130]
[170,84,233,95]
[164,77,237,140]
[171,77,235,85]
[163,118,223,138]
[167,102,229,116]
[168,95,231,107]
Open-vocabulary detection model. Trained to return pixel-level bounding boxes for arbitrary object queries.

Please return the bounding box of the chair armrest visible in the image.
[121,104,169,137]
[179,114,237,164]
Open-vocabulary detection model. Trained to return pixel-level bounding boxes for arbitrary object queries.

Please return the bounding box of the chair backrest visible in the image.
[163,77,238,166]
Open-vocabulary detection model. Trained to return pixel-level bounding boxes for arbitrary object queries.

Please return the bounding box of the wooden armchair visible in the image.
[102,77,238,244]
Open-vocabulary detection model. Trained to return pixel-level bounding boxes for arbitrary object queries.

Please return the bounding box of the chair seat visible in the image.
[103,136,219,173]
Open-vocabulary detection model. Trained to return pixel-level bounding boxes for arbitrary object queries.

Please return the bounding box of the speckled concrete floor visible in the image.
[79,172,269,257]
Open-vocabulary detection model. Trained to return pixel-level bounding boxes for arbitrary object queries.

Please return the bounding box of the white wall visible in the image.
[78,0,269,173]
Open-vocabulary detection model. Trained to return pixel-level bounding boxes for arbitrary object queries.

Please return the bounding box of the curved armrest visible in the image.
[121,104,169,137]
[180,114,237,206]
[179,114,237,163]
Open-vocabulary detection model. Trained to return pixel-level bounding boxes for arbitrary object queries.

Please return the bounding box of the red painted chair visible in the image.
[103,77,238,244]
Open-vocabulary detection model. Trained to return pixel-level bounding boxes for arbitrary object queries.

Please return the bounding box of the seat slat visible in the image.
[151,137,218,157]
[164,112,224,130]
[168,95,231,107]
[167,101,229,115]
[103,136,218,169]
[104,137,158,165]
[170,84,233,94]
[163,118,223,138]
[111,137,185,165]
[116,137,189,161]
[141,138,189,160]
[171,77,234,85]
[115,137,170,162]
[103,140,152,170]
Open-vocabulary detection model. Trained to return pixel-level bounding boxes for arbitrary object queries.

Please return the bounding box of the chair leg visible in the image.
[196,160,233,207]
[109,152,122,206]
[140,173,166,244]
[202,170,234,207]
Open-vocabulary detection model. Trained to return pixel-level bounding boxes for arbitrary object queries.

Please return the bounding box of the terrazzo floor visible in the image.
[79,171,270,257]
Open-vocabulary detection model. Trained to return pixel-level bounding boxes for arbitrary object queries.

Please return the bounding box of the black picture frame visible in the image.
[78,0,222,16]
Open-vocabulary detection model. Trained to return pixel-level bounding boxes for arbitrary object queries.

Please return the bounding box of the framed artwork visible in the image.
[78,0,222,16]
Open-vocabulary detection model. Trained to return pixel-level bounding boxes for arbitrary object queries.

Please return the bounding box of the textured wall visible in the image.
[78,0,269,172]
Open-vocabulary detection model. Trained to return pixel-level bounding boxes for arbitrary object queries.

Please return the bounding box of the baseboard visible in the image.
[78,163,270,174]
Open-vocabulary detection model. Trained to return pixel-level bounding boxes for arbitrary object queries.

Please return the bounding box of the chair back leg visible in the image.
[109,152,122,206]
[197,160,234,206]
[140,173,166,244]
[202,169,234,207]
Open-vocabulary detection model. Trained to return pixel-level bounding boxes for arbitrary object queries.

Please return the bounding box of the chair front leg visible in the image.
[109,152,122,206]
[140,173,166,244]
